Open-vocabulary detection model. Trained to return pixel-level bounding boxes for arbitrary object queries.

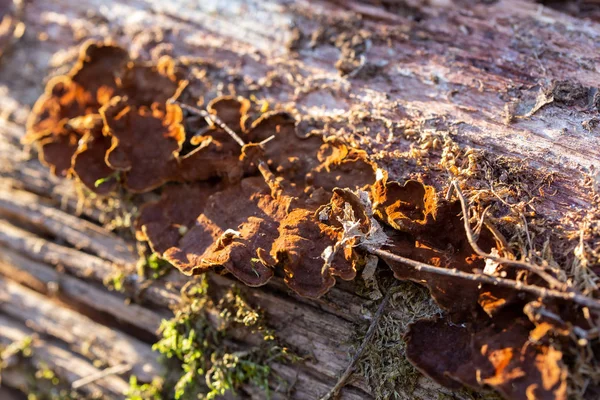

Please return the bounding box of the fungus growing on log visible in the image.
[25,41,600,400]
[371,171,437,232]
[406,317,568,400]
[175,96,252,183]
[70,115,117,195]
[24,41,188,192]
[101,97,185,192]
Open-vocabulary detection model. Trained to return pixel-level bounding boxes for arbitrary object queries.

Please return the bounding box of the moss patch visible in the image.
[126,277,298,400]
[355,281,441,399]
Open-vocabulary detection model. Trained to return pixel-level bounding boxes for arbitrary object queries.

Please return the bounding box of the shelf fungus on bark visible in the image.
[27,41,588,400]
[372,174,497,316]
[24,40,191,192]
[136,110,379,297]
[101,96,185,192]
[175,96,253,183]
[371,170,437,232]
[70,114,117,195]
[405,317,568,400]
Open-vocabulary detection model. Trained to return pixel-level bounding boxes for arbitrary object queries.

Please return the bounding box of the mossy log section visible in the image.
[1,0,599,399]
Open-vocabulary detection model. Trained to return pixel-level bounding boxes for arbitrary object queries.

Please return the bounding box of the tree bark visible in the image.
[1,0,599,399]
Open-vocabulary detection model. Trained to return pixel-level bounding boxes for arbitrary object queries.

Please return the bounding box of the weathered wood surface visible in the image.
[1,0,600,399]
[0,314,130,398]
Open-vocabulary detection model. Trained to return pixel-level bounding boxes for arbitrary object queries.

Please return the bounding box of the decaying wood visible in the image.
[0,277,162,382]
[1,0,600,399]
[0,314,130,398]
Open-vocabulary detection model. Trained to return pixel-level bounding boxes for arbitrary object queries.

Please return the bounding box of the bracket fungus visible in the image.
[26,42,600,400]
[137,110,380,297]
[101,97,185,192]
[70,114,117,195]
[406,317,568,400]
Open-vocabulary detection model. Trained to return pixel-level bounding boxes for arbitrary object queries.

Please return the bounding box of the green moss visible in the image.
[134,277,298,399]
[103,270,127,292]
[0,336,33,370]
[125,376,163,400]
[137,253,172,281]
[104,252,172,294]
[94,171,120,188]
[27,362,81,400]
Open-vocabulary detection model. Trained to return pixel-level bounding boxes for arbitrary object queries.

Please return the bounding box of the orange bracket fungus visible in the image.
[25,42,600,400]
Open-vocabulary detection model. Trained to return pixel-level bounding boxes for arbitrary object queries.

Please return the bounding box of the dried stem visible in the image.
[171,100,279,194]
[170,100,246,147]
[365,246,600,310]
[319,287,393,400]
[529,305,598,341]
[71,363,131,389]
[450,180,569,291]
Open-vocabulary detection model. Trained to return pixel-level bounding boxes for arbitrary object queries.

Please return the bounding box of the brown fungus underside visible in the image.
[25,41,598,400]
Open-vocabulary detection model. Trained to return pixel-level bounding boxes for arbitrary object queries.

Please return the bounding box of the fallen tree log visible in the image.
[1,0,600,399]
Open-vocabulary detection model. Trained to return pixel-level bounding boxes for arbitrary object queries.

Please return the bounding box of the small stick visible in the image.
[71,363,131,389]
[365,246,600,310]
[450,181,569,291]
[169,100,246,147]
[319,288,393,400]
[171,100,280,193]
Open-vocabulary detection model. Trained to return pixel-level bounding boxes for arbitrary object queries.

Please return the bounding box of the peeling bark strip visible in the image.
[1,0,600,399]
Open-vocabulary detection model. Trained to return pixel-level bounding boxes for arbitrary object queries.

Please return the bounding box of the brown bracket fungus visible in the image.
[119,56,184,108]
[70,114,118,195]
[24,41,128,178]
[175,96,253,183]
[24,41,191,193]
[371,170,437,232]
[271,189,371,298]
[406,317,568,400]
[134,104,379,297]
[372,176,499,316]
[101,97,185,193]
[160,177,283,286]
[135,183,222,256]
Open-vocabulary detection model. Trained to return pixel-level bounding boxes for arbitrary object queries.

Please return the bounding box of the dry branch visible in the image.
[368,247,600,310]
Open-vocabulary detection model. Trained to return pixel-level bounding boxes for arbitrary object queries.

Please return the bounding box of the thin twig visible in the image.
[451,181,569,291]
[170,100,246,147]
[172,100,280,192]
[365,246,600,310]
[71,363,131,389]
[528,305,598,341]
[319,288,393,400]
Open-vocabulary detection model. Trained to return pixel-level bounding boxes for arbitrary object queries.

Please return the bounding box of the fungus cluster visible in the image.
[26,41,584,400]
